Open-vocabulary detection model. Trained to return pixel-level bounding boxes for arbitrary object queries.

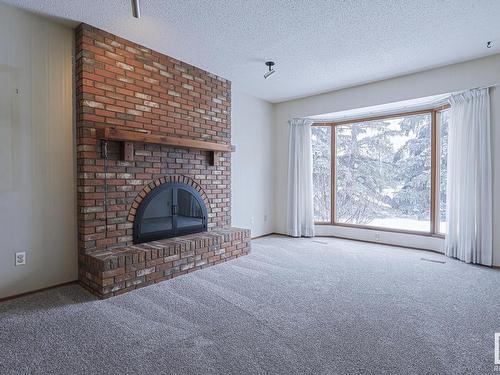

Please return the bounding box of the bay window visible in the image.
[312,107,449,236]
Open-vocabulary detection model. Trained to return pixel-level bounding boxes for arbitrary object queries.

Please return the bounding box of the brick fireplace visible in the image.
[75,24,250,298]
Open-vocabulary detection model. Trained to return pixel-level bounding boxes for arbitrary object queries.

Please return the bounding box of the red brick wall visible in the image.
[75,23,232,258]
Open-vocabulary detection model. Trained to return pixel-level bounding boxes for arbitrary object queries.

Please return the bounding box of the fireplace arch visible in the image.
[133,181,208,244]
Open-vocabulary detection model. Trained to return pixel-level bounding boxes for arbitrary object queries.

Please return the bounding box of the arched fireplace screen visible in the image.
[133,182,207,244]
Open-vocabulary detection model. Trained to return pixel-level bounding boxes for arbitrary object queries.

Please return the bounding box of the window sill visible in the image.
[315,222,445,239]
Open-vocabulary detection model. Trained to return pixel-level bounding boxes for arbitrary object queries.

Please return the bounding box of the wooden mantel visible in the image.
[96,128,235,165]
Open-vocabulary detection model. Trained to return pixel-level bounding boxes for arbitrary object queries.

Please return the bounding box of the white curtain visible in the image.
[287,118,315,237]
[445,88,492,265]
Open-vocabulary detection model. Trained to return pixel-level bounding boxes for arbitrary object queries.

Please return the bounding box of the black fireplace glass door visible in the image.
[134,182,208,244]
[140,186,174,236]
[177,188,204,230]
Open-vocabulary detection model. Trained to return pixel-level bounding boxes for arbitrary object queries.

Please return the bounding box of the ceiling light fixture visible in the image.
[264,61,276,79]
[131,0,141,18]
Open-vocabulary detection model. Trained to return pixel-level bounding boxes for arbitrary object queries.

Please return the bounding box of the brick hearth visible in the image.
[75,23,250,298]
[80,228,250,299]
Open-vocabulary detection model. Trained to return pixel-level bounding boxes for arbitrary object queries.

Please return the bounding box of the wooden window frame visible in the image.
[434,109,449,236]
[312,105,449,237]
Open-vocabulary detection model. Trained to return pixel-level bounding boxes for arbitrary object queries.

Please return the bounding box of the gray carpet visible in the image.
[1,235,499,374]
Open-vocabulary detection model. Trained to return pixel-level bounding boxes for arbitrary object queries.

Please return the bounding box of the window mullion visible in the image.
[331,124,336,225]
[431,110,438,235]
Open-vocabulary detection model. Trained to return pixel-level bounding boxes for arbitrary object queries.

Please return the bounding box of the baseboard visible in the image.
[251,232,287,240]
[251,232,274,239]
[0,280,78,303]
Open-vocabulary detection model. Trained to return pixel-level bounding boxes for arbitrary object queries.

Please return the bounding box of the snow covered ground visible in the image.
[364,218,447,233]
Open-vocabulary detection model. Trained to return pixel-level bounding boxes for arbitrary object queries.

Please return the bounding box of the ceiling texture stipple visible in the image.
[3,0,500,103]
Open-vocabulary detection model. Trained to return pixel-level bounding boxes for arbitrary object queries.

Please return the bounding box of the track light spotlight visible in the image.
[131,0,141,18]
[264,61,276,79]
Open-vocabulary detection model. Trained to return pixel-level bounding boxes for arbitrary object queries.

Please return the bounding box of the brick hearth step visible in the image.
[79,228,251,299]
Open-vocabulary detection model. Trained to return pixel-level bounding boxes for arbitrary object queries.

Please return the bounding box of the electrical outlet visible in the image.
[264,214,268,222]
[15,252,26,266]
[374,233,380,241]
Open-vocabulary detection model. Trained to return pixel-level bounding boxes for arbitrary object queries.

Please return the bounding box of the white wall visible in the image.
[273,54,500,264]
[0,3,76,299]
[232,87,275,237]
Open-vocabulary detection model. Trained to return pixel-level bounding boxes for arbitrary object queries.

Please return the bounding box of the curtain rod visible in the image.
[469,83,497,91]
[304,84,497,123]
[309,104,448,124]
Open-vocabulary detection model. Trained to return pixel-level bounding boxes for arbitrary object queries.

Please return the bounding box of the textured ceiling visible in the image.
[3,0,500,103]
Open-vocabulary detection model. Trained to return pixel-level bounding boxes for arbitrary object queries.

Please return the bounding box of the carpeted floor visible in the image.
[1,235,499,374]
